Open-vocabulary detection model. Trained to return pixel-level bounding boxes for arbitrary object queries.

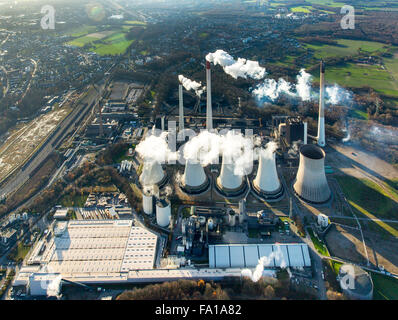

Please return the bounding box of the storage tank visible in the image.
[156,198,171,227]
[228,210,236,227]
[293,145,331,204]
[142,189,153,215]
[208,218,215,231]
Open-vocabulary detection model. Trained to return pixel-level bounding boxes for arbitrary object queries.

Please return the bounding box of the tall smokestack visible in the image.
[206,61,213,130]
[317,60,326,147]
[179,84,184,131]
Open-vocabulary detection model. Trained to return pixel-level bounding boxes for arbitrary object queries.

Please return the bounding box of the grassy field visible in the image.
[371,272,398,300]
[311,62,398,97]
[91,32,134,56]
[60,193,88,207]
[336,176,398,237]
[304,39,389,59]
[8,243,31,262]
[66,27,134,56]
[65,25,98,37]
[291,6,312,13]
[67,35,99,47]
[308,228,330,256]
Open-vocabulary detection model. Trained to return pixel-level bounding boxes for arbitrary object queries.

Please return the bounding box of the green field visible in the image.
[67,35,99,47]
[312,62,398,97]
[305,39,389,59]
[60,193,88,207]
[371,272,398,300]
[65,25,98,38]
[308,228,330,256]
[336,176,398,237]
[91,32,134,56]
[291,6,312,13]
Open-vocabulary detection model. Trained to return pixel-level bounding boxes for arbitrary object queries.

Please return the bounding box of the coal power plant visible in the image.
[134,56,333,234]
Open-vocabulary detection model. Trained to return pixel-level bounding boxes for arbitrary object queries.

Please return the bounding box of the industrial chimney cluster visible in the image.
[137,58,332,228]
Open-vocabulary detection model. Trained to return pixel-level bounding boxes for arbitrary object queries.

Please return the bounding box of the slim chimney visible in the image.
[206,61,213,130]
[98,102,104,137]
[179,84,184,131]
[317,60,326,147]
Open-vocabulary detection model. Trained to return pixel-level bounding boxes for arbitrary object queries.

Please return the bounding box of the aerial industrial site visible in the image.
[0,0,397,304]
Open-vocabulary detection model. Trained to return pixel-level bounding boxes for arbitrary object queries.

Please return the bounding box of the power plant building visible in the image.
[209,244,311,269]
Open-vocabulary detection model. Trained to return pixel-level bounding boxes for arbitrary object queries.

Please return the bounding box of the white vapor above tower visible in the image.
[317,60,326,147]
[206,60,213,130]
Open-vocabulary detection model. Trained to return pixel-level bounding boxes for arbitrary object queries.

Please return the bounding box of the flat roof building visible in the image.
[208,243,311,269]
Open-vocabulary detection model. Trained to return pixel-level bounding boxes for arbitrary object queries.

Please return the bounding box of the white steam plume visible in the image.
[219,130,254,176]
[253,69,352,106]
[178,75,204,97]
[182,130,255,176]
[182,131,221,166]
[136,132,175,164]
[258,141,278,160]
[241,245,287,282]
[326,84,352,105]
[206,50,266,80]
[295,69,312,101]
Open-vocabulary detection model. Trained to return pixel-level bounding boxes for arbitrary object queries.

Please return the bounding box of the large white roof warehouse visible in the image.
[208,244,311,269]
[27,220,158,274]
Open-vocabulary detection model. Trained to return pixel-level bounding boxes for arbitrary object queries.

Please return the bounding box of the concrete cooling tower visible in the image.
[139,160,166,188]
[216,156,246,198]
[293,145,331,204]
[180,160,210,195]
[252,151,284,200]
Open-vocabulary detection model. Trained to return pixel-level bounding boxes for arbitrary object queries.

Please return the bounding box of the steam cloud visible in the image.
[178,75,204,97]
[241,245,287,282]
[182,130,255,176]
[206,50,266,80]
[253,69,352,105]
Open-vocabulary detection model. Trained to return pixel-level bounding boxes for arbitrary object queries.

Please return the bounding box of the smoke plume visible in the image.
[253,69,352,106]
[206,50,266,80]
[178,75,204,97]
[241,245,287,282]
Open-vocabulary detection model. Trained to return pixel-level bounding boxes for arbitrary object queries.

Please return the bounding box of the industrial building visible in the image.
[209,244,311,269]
[15,220,158,296]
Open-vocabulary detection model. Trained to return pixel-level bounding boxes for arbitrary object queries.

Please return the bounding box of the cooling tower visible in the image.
[216,155,246,197]
[139,160,166,187]
[253,151,282,195]
[180,159,210,194]
[293,145,331,204]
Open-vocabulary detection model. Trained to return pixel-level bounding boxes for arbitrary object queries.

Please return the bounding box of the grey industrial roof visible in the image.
[209,244,311,269]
